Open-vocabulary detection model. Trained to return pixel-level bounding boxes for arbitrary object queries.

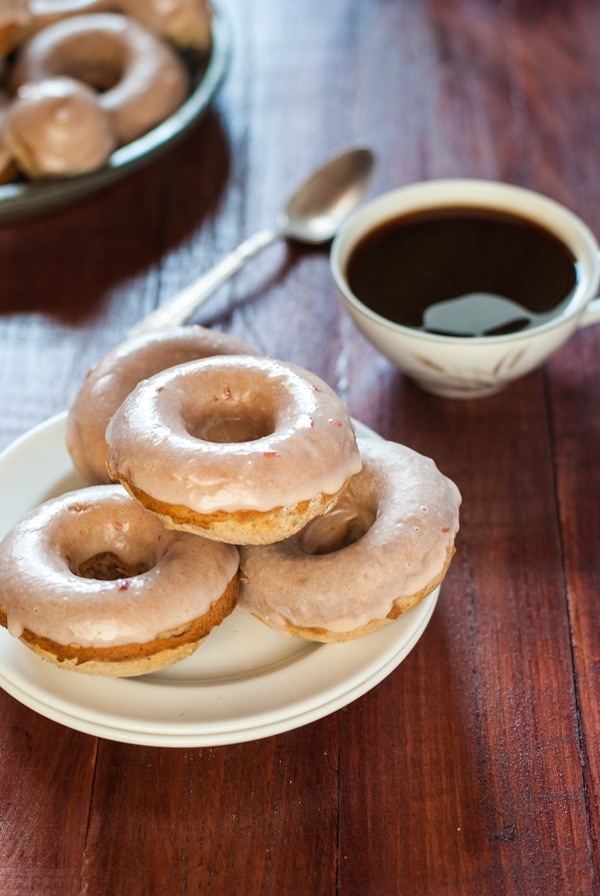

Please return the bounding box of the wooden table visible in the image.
[1,1,599,893]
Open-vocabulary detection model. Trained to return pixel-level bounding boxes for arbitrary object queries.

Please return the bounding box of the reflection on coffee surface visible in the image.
[346,207,579,329]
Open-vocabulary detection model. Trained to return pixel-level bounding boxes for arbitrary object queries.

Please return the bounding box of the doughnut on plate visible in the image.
[0,412,440,747]
[0,9,230,224]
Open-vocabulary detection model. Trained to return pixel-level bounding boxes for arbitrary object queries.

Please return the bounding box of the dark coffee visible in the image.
[346,207,579,332]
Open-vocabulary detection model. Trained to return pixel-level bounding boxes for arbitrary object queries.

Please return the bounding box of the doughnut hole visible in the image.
[299,501,377,555]
[17,30,127,93]
[189,410,277,444]
[180,385,280,444]
[61,502,162,581]
[77,551,151,581]
[56,43,125,100]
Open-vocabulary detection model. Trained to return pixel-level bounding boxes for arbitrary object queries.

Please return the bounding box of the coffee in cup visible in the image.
[331,179,600,398]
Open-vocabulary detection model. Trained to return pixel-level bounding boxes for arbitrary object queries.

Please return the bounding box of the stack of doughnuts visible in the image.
[0,0,213,180]
[0,325,461,676]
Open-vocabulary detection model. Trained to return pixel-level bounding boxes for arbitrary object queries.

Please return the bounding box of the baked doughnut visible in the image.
[66,325,258,485]
[10,13,189,146]
[0,484,239,676]
[106,355,363,545]
[28,0,213,51]
[239,436,461,641]
[3,76,116,178]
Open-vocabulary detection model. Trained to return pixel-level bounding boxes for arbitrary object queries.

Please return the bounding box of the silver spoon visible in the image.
[129,147,375,337]
[421,292,569,337]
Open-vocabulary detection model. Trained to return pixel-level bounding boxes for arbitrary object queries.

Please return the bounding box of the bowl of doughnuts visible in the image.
[0,326,462,678]
[0,1,230,222]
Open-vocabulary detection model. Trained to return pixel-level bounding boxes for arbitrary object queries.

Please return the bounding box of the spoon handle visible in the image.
[128,227,280,337]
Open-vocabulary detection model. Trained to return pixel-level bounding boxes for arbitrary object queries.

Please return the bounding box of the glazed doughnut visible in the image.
[10,13,189,146]
[0,484,239,676]
[239,436,461,641]
[66,325,259,486]
[106,355,363,545]
[3,76,116,177]
[28,0,213,51]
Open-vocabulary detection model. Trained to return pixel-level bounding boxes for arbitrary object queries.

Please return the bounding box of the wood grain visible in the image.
[1,1,599,894]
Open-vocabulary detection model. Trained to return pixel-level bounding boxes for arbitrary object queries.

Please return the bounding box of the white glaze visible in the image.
[0,485,239,648]
[239,436,461,634]
[106,355,362,514]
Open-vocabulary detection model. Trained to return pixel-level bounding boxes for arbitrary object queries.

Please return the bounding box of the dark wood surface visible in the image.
[1,2,600,894]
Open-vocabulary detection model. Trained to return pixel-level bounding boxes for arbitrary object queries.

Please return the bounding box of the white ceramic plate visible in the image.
[0,413,439,746]
[0,11,231,224]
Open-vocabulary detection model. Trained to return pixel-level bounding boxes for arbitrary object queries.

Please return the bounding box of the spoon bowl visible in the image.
[277,148,375,244]
[129,147,375,336]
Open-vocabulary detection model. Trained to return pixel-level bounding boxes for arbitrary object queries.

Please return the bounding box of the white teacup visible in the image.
[331,179,600,398]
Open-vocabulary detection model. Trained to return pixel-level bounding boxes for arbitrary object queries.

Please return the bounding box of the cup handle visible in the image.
[579,296,600,329]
